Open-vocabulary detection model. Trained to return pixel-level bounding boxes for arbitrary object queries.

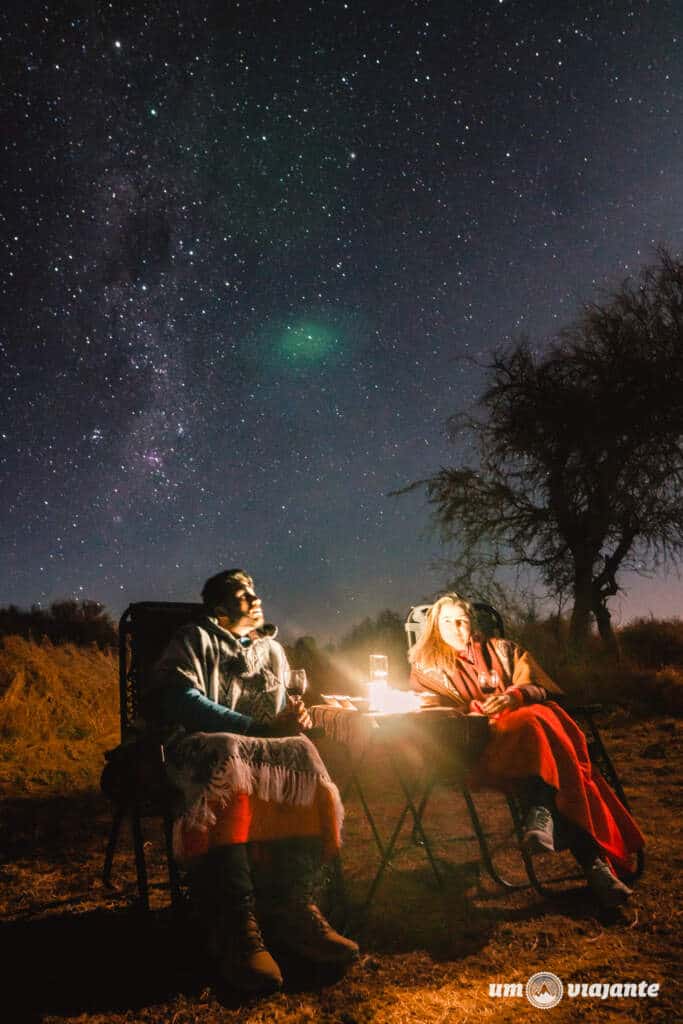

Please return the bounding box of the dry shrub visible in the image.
[507,615,683,715]
[510,616,573,680]
[0,635,118,795]
[538,659,683,716]
[647,665,683,714]
[618,616,683,669]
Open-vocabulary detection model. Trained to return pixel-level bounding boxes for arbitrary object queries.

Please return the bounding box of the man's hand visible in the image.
[480,692,515,717]
[269,696,312,736]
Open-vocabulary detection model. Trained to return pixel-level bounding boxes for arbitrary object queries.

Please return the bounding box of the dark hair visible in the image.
[201,568,254,614]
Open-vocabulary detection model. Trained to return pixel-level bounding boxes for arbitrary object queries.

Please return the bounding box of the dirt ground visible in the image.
[1,708,681,1024]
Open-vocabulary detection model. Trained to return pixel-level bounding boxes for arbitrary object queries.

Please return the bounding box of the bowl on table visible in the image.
[320,694,357,710]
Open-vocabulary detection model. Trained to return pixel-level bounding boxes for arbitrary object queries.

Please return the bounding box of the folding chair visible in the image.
[101,601,204,909]
[403,601,644,896]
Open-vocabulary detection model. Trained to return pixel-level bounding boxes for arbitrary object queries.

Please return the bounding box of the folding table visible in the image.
[310,705,493,910]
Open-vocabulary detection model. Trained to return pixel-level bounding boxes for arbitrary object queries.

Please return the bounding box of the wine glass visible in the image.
[368,654,389,712]
[478,670,499,695]
[369,654,388,681]
[286,668,308,699]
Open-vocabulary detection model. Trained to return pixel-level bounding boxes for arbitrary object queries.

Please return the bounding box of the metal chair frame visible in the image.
[102,601,204,909]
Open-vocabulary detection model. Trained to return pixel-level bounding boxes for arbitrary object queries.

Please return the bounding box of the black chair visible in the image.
[403,602,644,895]
[101,602,204,910]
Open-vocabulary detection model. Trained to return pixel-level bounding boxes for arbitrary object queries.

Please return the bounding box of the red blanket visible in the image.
[177,781,342,864]
[470,702,644,875]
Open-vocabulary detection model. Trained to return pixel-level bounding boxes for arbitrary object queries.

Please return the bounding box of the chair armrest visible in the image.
[552,698,604,715]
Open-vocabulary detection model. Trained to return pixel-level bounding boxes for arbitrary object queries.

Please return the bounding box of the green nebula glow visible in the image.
[279,321,339,364]
[242,307,367,380]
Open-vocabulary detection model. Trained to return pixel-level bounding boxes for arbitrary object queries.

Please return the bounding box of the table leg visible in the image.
[362,762,442,911]
[340,745,388,859]
[390,756,443,890]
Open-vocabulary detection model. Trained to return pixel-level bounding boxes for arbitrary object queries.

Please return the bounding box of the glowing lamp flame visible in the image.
[367,681,422,714]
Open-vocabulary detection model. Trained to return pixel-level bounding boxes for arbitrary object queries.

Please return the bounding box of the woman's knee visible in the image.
[503,705,543,735]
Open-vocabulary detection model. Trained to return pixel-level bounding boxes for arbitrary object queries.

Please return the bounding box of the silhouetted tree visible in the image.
[285,635,339,702]
[400,251,683,653]
[0,600,117,648]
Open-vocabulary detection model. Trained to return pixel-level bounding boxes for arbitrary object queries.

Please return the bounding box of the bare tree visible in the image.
[400,251,683,653]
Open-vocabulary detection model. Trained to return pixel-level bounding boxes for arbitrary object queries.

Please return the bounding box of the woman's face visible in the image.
[437,603,472,652]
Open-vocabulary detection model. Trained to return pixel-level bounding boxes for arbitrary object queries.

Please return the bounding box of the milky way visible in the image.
[2,1,682,638]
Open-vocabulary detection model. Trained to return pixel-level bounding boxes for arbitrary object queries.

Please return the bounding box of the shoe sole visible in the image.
[291,954,358,966]
[217,958,283,993]
[593,896,632,910]
[589,885,633,909]
[219,973,283,995]
[275,943,359,965]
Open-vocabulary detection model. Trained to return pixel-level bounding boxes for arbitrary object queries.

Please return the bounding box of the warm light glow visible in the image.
[369,653,389,681]
[367,681,422,714]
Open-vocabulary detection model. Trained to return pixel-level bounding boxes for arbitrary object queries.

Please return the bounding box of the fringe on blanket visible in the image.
[165,731,344,860]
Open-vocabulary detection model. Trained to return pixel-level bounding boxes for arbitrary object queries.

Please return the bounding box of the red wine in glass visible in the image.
[478,671,499,695]
[287,669,308,698]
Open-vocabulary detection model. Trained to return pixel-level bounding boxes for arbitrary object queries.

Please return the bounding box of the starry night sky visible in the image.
[2,0,682,640]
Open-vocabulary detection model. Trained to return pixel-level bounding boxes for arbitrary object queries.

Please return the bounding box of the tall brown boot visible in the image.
[264,838,359,966]
[190,845,282,995]
[212,894,283,994]
[270,899,360,964]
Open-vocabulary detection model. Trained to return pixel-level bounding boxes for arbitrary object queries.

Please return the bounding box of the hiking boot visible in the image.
[522,805,555,854]
[584,858,633,909]
[210,900,283,995]
[269,901,359,965]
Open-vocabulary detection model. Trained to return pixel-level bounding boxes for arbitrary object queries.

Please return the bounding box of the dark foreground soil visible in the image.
[1,709,681,1024]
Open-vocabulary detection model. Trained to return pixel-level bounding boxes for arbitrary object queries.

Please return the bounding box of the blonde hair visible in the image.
[408,593,476,671]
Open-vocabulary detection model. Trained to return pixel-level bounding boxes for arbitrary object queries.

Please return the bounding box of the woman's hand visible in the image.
[480,692,515,717]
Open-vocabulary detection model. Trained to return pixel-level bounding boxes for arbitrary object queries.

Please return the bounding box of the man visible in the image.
[151,569,358,995]
[154,568,306,735]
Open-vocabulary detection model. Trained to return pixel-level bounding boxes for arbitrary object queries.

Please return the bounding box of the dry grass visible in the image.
[548,659,683,717]
[1,639,681,1023]
[0,636,118,796]
[619,616,683,669]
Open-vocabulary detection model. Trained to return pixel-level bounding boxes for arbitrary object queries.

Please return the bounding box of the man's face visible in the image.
[222,584,264,634]
[438,603,472,652]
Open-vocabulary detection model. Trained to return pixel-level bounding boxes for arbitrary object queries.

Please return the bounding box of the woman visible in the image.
[409,593,644,909]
